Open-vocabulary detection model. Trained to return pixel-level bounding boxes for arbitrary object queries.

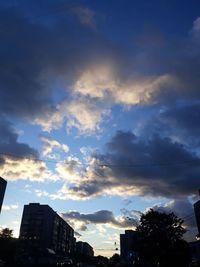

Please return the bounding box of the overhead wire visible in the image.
[2,2,199,169]
[0,152,200,168]
[1,0,198,243]
[1,3,200,169]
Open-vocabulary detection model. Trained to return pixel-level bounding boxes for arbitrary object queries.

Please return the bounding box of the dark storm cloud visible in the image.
[66,131,200,199]
[138,19,200,104]
[62,210,134,231]
[0,6,53,118]
[137,101,200,149]
[126,17,200,146]
[105,132,200,196]
[0,117,38,164]
[1,1,200,128]
[153,199,196,229]
[161,103,200,138]
[120,199,197,241]
[0,3,116,120]
[152,198,198,241]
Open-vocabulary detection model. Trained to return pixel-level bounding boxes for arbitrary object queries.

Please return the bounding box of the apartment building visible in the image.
[17,203,75,264]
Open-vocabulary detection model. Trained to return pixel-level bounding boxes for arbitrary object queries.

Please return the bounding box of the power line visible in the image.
[0,151,200,168]
[0,152,61,165]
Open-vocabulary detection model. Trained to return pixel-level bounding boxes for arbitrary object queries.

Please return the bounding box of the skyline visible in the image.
[0,0,200,257]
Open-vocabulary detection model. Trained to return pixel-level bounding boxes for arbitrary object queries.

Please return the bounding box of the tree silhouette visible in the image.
[0,228,17,264]
[0,227,13,239]
[136,209,189,267]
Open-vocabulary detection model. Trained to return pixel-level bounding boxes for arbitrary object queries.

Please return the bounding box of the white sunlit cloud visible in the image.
[35,189,49,198]
[48,155,146,201]
[40,136,69,157]
[80,146,97,157]
[2,204,19,211]
[34,97,110,135]
[65,98,110,134]
[55,156,87,183]
[73,64,175,105]
[0,156,57,182]
[33,62,174,135]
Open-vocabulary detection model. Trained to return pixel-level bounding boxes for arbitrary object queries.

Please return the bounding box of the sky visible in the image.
[0,0,200,257]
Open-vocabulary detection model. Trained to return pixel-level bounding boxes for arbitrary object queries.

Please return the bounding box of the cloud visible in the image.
[35,97,110,134]
[56,156,85,183]
[73,64,173,105]
[120,208,142,221]
[151,198,197,242]
[1,3,200,198]
[118,199,197,242]
[134,100,200,151]
[0,117,38,160]
[0,157,57,182]
[0,117,56,182]
[160,103,200,139]
[191,17,200,39]
[44,15,200,137]
[2,2,200,139]
[80,146,96,156]
[1,2,200,139]
[70,6,96,29]
[54,131,200,200]
[2,204,19,211]
[65,98,110,134]
[152,199,196,228]
[61,209,135,231]
[41,136,69,157]
[0,6,54,119]
[122,199,133,206]
[35,189,49,198]
[0,3,114,131]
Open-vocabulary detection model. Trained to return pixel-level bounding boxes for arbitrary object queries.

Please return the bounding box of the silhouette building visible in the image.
[76,241,94,257]
[194,200,200,236]
[17,203,75,264]
[190,240,200,262]
[120,230,138,263]
[0,177,7,213]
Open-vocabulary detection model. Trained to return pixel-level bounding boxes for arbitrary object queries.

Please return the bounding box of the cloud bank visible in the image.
[55,131,200,200]
[62,210,135,231]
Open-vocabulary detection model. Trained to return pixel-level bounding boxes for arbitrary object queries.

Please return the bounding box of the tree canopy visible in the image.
[0,228,13,239]
[136,209,189,267]
[0,228,17,264]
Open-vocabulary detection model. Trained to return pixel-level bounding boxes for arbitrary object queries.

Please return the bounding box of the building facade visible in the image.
[17,203,75,264]
[120,230,138,264]
[0,177,7,213]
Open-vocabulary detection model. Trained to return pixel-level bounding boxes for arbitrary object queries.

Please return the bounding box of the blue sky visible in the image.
[0,0,200,257]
